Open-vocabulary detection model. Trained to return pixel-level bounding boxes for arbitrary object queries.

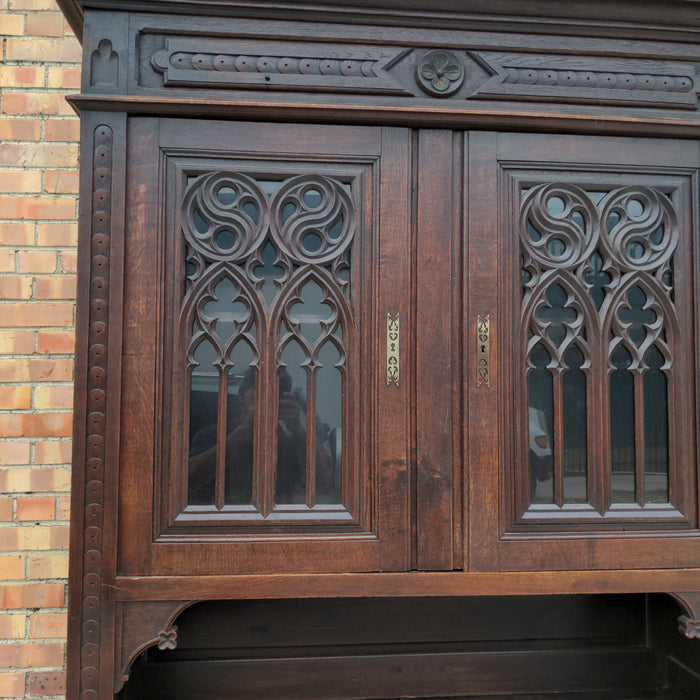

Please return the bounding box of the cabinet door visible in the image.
[467,132,700,571]
[118,119,411,575]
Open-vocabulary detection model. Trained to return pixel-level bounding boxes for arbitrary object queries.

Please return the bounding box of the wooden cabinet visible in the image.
[58,0,700,696]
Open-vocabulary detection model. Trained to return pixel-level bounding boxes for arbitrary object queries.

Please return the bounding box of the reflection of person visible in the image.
[188,369,309,505]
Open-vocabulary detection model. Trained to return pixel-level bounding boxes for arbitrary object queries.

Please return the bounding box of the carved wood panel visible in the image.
[468,131,700,572]
[519,184,682,520]
[174,169,359,523]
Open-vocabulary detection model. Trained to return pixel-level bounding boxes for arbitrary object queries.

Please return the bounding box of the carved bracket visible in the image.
[671,592,700,639]
[114,600,195,694]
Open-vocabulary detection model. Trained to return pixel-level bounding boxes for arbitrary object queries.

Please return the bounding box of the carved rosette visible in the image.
[79,125,113,699]
[416,50,465,97]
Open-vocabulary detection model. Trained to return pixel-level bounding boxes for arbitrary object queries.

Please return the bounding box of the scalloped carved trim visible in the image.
[114,601,194,693]
[472,52,697,109]
[78,124,112,700]
[143,36,411,95]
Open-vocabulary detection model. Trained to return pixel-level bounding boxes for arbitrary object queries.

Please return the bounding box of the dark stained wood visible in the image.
[61,0,700,696]
[415,129,459,570]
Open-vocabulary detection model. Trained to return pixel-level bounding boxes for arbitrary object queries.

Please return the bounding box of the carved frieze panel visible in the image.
[472,53,698,109]
[141,36,412,94]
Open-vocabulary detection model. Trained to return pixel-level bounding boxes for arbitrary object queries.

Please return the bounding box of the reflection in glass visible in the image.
[528,343,554,504]
[188,340,218,505]
[187,335,257,507]
[316,341,342,504]
[644,345,669,504]
[610,345,635,503]
[277,340,308,504]
[223,341,256,505]
[563,345,587,504]
[277,279,344,506]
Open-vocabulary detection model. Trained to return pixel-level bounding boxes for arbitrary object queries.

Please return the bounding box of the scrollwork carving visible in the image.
[271,175,355,266]
[521,184,599,269]
[181,172,268,263]
[598,186,678,272]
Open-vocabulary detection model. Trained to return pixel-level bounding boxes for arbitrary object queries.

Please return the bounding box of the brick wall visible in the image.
[0,1,80,698]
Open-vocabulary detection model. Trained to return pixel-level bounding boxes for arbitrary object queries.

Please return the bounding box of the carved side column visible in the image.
[66,111,127,699]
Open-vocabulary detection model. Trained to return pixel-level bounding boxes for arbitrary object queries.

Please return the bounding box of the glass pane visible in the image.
[316,341,342,504]
[224,341,257,506]
[610,345,635,503]
[528,344,554,505]
[277,340,307,504]
[644,345,669,504]
[563,345,587,504]
[188,340,219,505]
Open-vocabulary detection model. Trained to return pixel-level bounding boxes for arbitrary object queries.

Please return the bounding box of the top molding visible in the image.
[57,0,700,45]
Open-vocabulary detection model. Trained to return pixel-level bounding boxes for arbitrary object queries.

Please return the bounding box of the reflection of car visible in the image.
[529,407,553,496]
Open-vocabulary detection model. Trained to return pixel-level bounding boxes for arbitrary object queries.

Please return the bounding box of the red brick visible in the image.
[0,276,32,299]
[9,0,56,8]
[0,195,76,220]
[28,553,68,579]
[16,249,57,273]
[0,358,73,382]
[44,169,79,194]
[44,118,80,142]
[0,498,12,521]
[0,467,70,493]
[0,440,31,465]
[28,671,65,696]
[26,12,65,37]
[34,275,77,300]
[56,496,69,520]
[5,37,81,63]
[0,142,79,168]
[0,556,24,581]
[37,222,77,246]
[59,250,76,273]
[34,385,73,410]
[0,12,24,35]
[0,672,25,697]
[29,613,66,639]
[0,582,65,610]
[0,385,32,409]
[0,117,41,140]
[0,302,74,327]
[16,497,55,521]
[0,614,25,638]
[0,65,43,87]
[0,413,73,438]
[1,92,61,116]
[0,170,41,194]
[47,65,81,89]
[0,250,15,272]
[36,330,75,354]
[34,440,72,466]
[0,222,35,245]
[0,331,34,354]
[0,642,64,669]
